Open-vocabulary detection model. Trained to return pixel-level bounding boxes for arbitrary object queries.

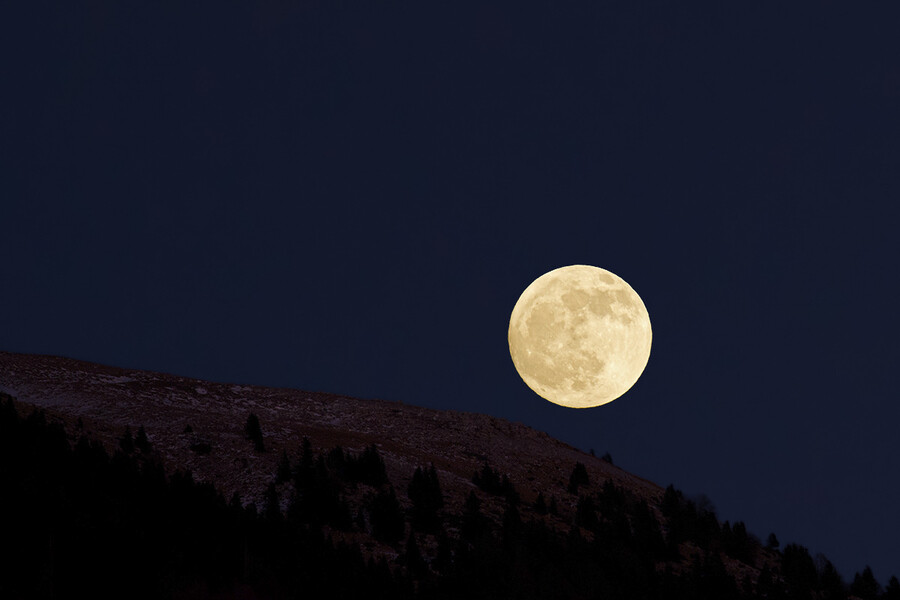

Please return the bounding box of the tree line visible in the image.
[2,394,898,599]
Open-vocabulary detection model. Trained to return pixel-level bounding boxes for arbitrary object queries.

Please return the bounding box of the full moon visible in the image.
[508,265,652,408]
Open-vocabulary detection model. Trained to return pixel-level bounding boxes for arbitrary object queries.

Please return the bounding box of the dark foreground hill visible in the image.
[0,351,896,599]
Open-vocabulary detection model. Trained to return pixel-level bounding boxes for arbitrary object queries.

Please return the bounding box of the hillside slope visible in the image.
[6,350,876,600]
[0,350,659,514]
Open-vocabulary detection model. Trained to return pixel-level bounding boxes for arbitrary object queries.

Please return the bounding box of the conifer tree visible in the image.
[460,491,485,543]
[119,426,135,454]
[408,464,443,532]
[884,575,900,600]
[850,566,881,600]
[574,495,599,530]
[404,531,427,577]
[567,461,589,494]
[244,413,264,452]
[370,486,405,545]
[356,444,388,486]
[432,530,453,574]
[819,558,846,600]
[549,496,559,516]
[276,450,292,483]
[472,463,502,493]
[294,436,314,485]
[501,501,522,549]
[264,482,281,521]
[135,426,151,453]
[533,491,548,515]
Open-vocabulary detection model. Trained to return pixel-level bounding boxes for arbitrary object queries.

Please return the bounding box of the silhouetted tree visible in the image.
[884,575,900,600]
[472,462,518,505]
[432,530,453,574]
[460,491,486,543]
[548,496,559,516]
[631,498,667,559]
[818,558,846,600]
[370,486,404,545]
[782,543,818,598]
[472,463,502,493]
[661,484,682,516]
[264,482,281,521]
[276,450,292,483]
[351,444,388,486]
[119,426,135,454]
[533,491,548,515]
[723,520,753,562]
[755,564,781,600]
[574,495,599,530]
[408,464,443,532]
[694,552,740,600]
[326,445,347,477]
[601,452,614,465]
[404,532,427,577]
[294,436,314,484]
[244,412,264,452]
[767,532,780,549]
[567,461,589,494]
[850,566,881,600]
[135,425,152,453]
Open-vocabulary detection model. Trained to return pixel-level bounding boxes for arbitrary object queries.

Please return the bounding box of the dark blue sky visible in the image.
[3,1,900,583]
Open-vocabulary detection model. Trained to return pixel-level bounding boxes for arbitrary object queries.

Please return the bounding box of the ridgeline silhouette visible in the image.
[1,352,896,598]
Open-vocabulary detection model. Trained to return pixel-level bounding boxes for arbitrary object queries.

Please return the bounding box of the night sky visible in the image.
[3,1,900,583]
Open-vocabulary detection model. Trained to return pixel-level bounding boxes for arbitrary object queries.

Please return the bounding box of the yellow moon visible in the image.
[508,265,652,408]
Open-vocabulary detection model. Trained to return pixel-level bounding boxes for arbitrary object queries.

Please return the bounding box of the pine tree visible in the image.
[850,566,881,600]
[460,491,485,543]
[766,532,780,549]
[884,575,900,600]
[135,426,152,453]
[574,495,599,530]
[819,558,845,600]
[264,482,281,521]
[119,426,135,454]
[782,544,818,596]
[295,436,314,483]
[549,496,559,516]
[500,474,520,505]
[432,530,453,574]
[472,463,502,494]
[244,413,264,452]
[404,532,427,577]
[501,501,522,549]
[370,486,405,545]
[567,461,589,494]
[355,444,388,486]
[408,464,443,533]
[533,491,548,515]
[276,450,292,483]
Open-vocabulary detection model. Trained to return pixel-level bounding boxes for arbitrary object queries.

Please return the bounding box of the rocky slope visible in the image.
[0,350,661,522]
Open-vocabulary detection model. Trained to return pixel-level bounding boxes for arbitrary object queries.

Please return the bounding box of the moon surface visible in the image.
[508,265,652,409]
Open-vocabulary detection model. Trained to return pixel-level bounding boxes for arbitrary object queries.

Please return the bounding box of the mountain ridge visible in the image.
[0,350,661,515]
[4,350,893,599]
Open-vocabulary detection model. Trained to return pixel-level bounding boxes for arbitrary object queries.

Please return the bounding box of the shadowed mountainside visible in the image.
[0,350,658,514]
[2,350,895,599]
